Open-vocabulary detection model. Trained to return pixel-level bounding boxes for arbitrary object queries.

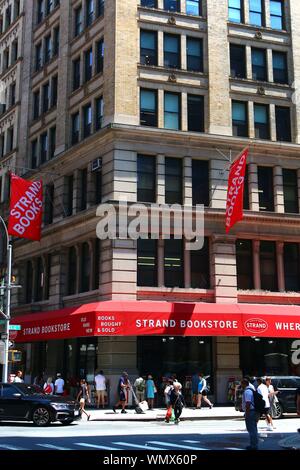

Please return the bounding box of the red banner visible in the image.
[8,174,43,241]
[225,148,248,233]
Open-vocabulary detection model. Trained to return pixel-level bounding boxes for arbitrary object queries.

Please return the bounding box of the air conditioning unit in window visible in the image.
[91,157,102,172]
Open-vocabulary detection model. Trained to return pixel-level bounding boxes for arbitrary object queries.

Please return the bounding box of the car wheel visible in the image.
[271,402,283,419]
[32,407,51,426]
[59,419,73,426]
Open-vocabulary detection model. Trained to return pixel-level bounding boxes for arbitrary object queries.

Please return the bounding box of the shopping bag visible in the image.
[165,407,172,421]
[170,409,175,422]
[139,400,149,412]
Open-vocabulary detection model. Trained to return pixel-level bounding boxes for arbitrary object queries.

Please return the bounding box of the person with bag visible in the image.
[134,374,146,403]
[241,378,260,450]
[196,373,213,409]
[43,377,54,395]
[257,377,274,431]
[76,378,91,421]
[169,382,185,424]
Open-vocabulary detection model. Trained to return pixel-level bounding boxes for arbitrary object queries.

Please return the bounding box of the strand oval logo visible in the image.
[244,318,268,334]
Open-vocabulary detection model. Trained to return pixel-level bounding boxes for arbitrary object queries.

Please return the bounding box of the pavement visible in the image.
[87,405,244,421]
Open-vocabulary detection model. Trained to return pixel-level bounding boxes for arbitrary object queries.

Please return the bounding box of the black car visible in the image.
[266,376,300,419]
[0,383,81,426]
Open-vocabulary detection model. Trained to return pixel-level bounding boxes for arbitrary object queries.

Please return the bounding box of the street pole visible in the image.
[0,216,11,383]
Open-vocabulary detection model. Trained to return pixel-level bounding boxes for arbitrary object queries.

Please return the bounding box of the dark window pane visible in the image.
[137,154,156,202]
[188,95,204,132]
[65,175,74,217]
[72,112,80,144]
[164,0,180,12]
[80,168,87,211]
[164,34,180,69]
[270,0,284,30]
[137,239,158,287]
[164,238,184,288]
[273,51,288,84]
[73,58,81,90]
[283,169,298,214]
[275,106,291,142]
[96,39,104,73]
[140,30,157,66]
[141,0,157,7]
[164,92,180,130]
[68,247,77,294]
[187,37,203,72]
[192,159,209,206]
[260,241,278,291]
[83,104,92,138]
[230,44,246,78]
[186,0,202,16]
[236,239,254,289]
[284,243,300,292]
[191,237,210,288]
[44,183,54,225]
[228,0,243,23]
[243,165,249,210]
[249,0,264,26]
[165,157,182,204]
[254,104,270,139]
[232,100,248,137]
[252,48,267,81]
[80,242,90,292]
[140,89,157,127]
[258,166,274,211]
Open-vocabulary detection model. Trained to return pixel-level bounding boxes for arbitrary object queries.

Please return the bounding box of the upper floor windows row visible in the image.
[0,125,15,158]
[140,30,203,73]
[71,96,103,145]
[0,1,21,34]
[73,0,105,38]
[37,0,60,25]
[0,39,19,74]
[229,0,285,30]
[32,75,58,120]
[30,126,56,168]
[72,39,104,92]
[0,81,16,115]
[140,0,202,16]
[35,26,59,72]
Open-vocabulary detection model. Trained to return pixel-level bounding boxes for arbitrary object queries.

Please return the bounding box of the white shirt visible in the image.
[95,374,106,391]
[13,377,23,383]
[55,378,64,393]
[257,383,270,408]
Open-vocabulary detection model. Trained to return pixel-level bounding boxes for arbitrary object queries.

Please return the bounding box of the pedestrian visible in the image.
[164,379,173,409]
[77,379,91,421]
[43,377,54,395]
[241,377,259,450]
[168,382,185,424]
[196,373,213,409]
[113,371,130,414]
[146,374,156,410]
[33,373,44,389]
[265,377,279,420]
[257,378,274,431]
[134,374,146,403]
[13,370,24,383]
[191,372,200,408]
[54,373,65,395]
[94,370,107,409]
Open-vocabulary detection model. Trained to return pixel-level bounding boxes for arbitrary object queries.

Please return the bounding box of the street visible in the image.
[0,417,299,450]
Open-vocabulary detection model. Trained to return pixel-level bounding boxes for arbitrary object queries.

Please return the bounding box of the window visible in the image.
[79,169,87,211]
[140,30,157,66]
[51,75,58,107]
[86,0,94,27]
[93,168,102,204]
[186,37,203,72]
[96,39,104,73]
[83,104,92,138]
[3,49,9,71]
[164,34,180,69]
[14,1,20,19]
[137,154,156,203]
[71,112,80,144]
[275,106,291,142]
[2,384,19,398]
[243,165,249,210]
[73,58,81,90]
[26,261,33,303]
[80,242,90,292]
[68,247,77,294]
[37,0,44,24]
[192,159,209,206]
[35,43,42,71]
[191,237,210,288]
[258,166,274,211]
[53,26,59,56]
[45,0,53,15]
[283,169,298,214]
[74,6,83,36]
[260,241,278,291]
[228,0,243,23]
[273,51,288,84]
[230,44,246,78]
[236,239,254,289]
[140,89,157,127]
[164,92,180,130]
[270,0,284,30]
[137,239,158,287]
[97,0,104,17]
[33,90,40,119]
[254,104,269,139]
[232,101,248,137]
[44,183,54,225]
[141,0,157,7]
[84,48,93,82]
[95,96,103,131]
[42,82,50,113]
[164,0,180,12]
[12,40,18,63]
[65,175,74,217]
[252,48,267,81]
[284,243,300,292]
[7,127,14,153]
[249,0,264,26]
[164,238,184,288]
[5,5,11,29]
[44,35,52,64]
[187,95,204,132]
[49,126,56,158]
[165,157,182,204]
[186,0,201,16]
[40,132,48,163]
[31,140,38,169]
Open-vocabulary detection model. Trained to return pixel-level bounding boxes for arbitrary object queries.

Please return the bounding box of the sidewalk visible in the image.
[87,406,243,422]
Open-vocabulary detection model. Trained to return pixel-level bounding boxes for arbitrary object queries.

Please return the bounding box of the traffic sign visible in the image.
[9,325,21,331]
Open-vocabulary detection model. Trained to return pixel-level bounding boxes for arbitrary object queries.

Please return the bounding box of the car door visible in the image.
[280,379,298,412]
[0,384,28,419]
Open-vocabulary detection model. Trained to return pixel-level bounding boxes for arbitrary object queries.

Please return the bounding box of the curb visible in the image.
[88,414,243,422]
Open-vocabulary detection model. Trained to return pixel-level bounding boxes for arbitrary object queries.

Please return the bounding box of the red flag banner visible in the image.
[225,148,248,233]
[8,174,43,241]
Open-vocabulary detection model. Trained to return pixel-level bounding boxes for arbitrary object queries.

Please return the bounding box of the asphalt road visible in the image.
[0,417,299,450]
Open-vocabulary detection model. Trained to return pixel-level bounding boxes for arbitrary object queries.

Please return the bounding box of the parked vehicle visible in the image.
[0,383,80,426]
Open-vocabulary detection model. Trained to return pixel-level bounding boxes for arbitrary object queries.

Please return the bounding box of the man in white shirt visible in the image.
[257,377,274,431]
[13,370,24,383]
[241,378,259,450]
[94,370,106,408]
[54,373,65,395]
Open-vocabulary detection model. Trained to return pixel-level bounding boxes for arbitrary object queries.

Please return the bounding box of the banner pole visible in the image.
[2,243,12,383]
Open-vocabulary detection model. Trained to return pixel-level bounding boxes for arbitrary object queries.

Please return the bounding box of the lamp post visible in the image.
[0,216,12,383]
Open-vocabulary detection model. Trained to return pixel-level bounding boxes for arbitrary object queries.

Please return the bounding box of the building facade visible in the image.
[1,0,300,403]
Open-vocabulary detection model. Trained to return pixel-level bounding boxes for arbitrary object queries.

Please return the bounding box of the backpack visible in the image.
[249,388,266,414]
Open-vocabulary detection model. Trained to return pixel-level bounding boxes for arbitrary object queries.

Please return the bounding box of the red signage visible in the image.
[8,174,43,241]
[225,148,248,233]
[10,301,300,342]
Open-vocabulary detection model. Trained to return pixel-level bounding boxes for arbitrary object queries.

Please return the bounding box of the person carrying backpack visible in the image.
[241,378,261,450]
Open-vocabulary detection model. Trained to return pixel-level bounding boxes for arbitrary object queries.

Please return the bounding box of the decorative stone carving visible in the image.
[168,16,176,25]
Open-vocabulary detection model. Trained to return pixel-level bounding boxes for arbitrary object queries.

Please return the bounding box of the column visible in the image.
[248,101,255,138]
[157,239,164,287]
[181,35,187,70]
[181,92,188,131]
[244,0,250,24]
[73,169,81,213]
[274,166,284,213]
[89,240,95,292]
[87,167,96,208]
[157,154,165,204]
[183,156,192,205]
[158,88,164,128]
[270,103,277,141]
[181,0,186,14]
[212,235,238,303]
[253,240,260,290]
[215,338,242,403]
[246,45,252,80]
[157,30,164,67]
[249,163,259,211]
[184,240,191,288]
[267,49,273,82]
[264,0,271,28]
[276,241,285,292]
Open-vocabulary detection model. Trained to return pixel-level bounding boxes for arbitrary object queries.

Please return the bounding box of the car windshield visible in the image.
[15,384,44,396]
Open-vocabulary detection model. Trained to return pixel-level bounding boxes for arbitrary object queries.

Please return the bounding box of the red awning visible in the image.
[11,300,300,342]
